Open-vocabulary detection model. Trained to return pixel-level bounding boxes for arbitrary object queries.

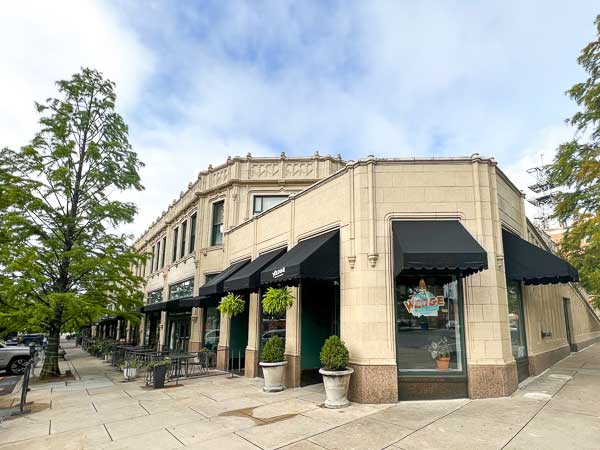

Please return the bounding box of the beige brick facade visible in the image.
[129,154,600,403]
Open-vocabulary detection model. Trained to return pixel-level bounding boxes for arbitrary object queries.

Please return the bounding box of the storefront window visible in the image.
[507,280,527,360]
[169,279,194,300]
[395,274,464,372]
[261,305,286,350]
[147,289,163,304]
[203,307,220,351]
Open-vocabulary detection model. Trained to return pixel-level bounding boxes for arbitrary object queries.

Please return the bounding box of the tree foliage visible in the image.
[0,68,145,377]
[548,15,600,303]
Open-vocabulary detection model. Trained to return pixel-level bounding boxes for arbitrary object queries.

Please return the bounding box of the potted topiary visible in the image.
[319,335,353,408]
[217,292,245,317]
[428,337,451,370]
[147,358,170,388]
[259,336,287,392]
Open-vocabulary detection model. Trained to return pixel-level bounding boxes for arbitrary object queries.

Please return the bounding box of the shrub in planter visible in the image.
[218,292,245,317]
[147,358,170,388]
[120,359,141,380]
[319,336,353,408]
[259,336,287,392]
[262,287,294,315]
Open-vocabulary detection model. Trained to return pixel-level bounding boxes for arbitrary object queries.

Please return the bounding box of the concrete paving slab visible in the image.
[394,413,520,450]
[167,415,255,445]
[181,433,261,450]
[249,397,318,420]
[302,402,392,426]
[504,407,600,450]
[369,399,468,430]
[188,396,265,418]
[309,416,413,450]
[237,414,331,450]
[279,440,325,450]
[0,420,50,443]
[452,398,544,426]
[100,428,183,450]
[0,424,110,450]
[105,409,204,441]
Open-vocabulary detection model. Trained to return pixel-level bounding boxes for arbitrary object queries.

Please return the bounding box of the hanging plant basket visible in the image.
[262,287,294,315]
[218,292,245,317]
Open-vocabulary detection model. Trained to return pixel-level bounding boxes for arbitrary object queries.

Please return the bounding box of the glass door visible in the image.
[507,280,529,382]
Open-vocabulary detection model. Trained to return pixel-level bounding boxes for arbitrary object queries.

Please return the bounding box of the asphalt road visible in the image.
[0,372,19,396]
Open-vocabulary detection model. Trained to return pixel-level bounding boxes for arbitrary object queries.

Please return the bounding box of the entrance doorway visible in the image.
[229,295,249,373]
[145,312,161,349]
[168,312,191,353]
[300,280,340,386]
[563,298,575,352]
[507,280,529,382]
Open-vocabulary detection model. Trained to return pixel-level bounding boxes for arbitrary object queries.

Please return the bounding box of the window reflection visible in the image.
[203,307,220,352]
[507,280,527,359]
[395,275,463,372]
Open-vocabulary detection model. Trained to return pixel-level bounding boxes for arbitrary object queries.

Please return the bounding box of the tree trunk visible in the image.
[40,307,63,379]
[40,327,61,379]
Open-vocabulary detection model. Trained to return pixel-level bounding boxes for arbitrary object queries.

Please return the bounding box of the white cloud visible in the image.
[3,1,598,238]
[0,0,155,149]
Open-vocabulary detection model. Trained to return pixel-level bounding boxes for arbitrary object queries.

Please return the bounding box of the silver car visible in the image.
[0,341,32,374]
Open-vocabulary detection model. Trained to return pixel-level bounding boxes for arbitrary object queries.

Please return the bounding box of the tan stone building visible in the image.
[130,153,600,403]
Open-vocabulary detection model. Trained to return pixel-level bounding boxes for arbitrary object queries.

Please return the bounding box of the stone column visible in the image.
[217,312,230,370]
[245,293,261,377]
[159,310,169,351]
[464,160,518,398]
[139,316,146,346]
[188,307,203,352]
[284,286,301,387]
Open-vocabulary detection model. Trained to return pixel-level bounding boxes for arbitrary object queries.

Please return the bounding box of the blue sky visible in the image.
[1,1,599,236]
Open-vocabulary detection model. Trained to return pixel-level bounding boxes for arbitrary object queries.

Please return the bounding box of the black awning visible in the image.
[198,259,251,296]
[502,229,579,285]
[176,296,220,309]
[393,220,488,277]
[224,248,287,292]
[142,302,167,313]
[260,230,339,286]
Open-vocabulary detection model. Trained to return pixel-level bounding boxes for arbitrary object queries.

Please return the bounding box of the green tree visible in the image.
[0,68,145,378]
[548,15,600,303]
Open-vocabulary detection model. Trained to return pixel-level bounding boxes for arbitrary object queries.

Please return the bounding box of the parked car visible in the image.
[0,341,32,375]
[19,334,47,347]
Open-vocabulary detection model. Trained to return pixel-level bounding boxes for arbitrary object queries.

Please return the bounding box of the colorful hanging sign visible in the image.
[403,279,445,317]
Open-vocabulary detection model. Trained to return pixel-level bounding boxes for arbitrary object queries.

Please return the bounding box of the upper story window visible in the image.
[147,289,163,304]
[161,236,166,268]
[150,245,155,273]
[155,240,161,272]
[180,220,187,259]
[172,227,179,262]
[189,213,197,253]
[169,278,194,301]
[211,201,224,246]
[253,195,288,215]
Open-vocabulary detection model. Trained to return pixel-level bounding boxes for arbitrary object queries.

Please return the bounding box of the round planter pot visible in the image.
[435,357,450,371]
[260,361,287,392]
[319,368,354,409]
[123,368,137,380]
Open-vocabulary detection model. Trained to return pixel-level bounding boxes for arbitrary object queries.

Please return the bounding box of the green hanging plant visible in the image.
[218,292,245,317]
[262,287,294,315]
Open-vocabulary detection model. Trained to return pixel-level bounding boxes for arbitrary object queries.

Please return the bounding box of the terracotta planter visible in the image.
[260,361,287,392]
[320,367,354,408]
[436,357,450,370]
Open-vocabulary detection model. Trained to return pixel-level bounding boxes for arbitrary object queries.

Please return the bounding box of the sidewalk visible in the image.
[1,342,599,450]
